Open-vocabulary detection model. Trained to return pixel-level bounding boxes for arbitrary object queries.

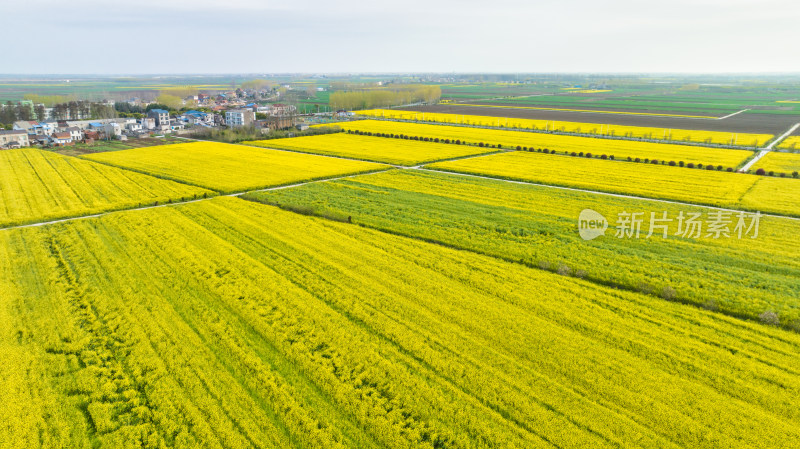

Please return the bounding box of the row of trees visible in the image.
[0,100,117,126]
[52,101,116,120]
[346,128,788,175]
[0,101,45,125]
[330,85,441,110]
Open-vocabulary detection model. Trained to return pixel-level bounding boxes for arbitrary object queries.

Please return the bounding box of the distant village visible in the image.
[0,84,349,149]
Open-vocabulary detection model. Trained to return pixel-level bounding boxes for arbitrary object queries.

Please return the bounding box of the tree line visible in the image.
[0,101,45,126]
[1,100,117,127]
[329,85,441,110]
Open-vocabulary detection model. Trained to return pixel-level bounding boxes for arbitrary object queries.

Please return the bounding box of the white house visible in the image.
[225,109,255,127]
[64,126,83,141]
[51,132,73,145]
[103,122,122,137]
[0,130,30,148]
[140,117,156,130]
[147,109,170,127]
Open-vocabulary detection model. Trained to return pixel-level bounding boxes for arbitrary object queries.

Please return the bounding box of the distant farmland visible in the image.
[3,77,800,448]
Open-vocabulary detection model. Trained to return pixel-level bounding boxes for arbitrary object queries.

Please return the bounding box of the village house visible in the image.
[268,103,296,116]
[0,130,30,148]
[225,109,255,127]
[255,115,297,131]
[12,120,49,135]
[51,132,73,146]
[103,122,122,137]
[147,109,171,127]
[140,117,156,130]
[182,110,213,125]
[32,135,51,146]
[65,126,83,141]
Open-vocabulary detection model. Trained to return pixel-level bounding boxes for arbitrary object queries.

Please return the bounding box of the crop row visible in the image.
[426,151,800,217]
[3,197,800,447]
[82,141,386,193]
[328,120,755,168]
[777,136,800,150]
[357,109,773,147]
[341,127,759,172]
[752,151,800,176]
[241,133,496,166]
[245,169,800,326]
[0,148,211,228]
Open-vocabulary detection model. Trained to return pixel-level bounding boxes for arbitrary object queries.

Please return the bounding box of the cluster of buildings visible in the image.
[0,102,302,149]
[3,117,143,148]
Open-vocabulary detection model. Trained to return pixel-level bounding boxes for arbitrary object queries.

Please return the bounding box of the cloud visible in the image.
[1,0,798,73]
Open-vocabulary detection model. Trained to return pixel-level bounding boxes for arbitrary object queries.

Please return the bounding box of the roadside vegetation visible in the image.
[191,125,341,144]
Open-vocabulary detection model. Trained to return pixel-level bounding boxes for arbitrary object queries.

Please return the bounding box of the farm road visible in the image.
[4,141,800,233]
[740,122,800,172]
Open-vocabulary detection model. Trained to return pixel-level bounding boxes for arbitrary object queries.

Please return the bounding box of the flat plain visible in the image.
[3,197,800,448]
[82,141,386,193]
[359,109,774,146]
[426,151,800,216]
[400,104,800,135]
[245,169,800,324]
[0,148,211,227]
[242,133,497,165]
[332,120,755,167]
[4,78,800,449]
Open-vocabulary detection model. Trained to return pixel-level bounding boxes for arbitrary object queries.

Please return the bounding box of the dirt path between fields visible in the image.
[414,167,800,221]
[5,135,800,232]
[0,169,396,232]
[718,109,749,120]
[740,122,800,172]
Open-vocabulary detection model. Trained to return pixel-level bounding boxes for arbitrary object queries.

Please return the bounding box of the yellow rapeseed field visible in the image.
[250,168,800,322]
[776,136,800,150]
[330,120,754,167]
[4,197,800,447]
[0,148,211,227]
[83,141,386,193]
[751,151,800,174]
[451,103,716,119]
[427,151,800,216]
[358,109,773,146]
[738,177,800,215]
[242,133,495,166]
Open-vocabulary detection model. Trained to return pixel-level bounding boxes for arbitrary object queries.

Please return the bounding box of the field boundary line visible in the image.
[764,123,800,150]
[718,109,750,120]
[413,167,800,221]
[7,133,798,231]
[740,122,800,172]
[174,136,407,168]
[446,103,719,120]
[0,168,395,232]
[357,117,763,150]
[178,135,510,168]
[76,153,222,192]
[167,136,800,219]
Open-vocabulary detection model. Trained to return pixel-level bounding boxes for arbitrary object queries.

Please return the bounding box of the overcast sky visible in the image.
[2,0,798,74]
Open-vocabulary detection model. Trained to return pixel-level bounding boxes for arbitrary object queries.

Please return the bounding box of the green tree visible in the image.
[156,94,183,110]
